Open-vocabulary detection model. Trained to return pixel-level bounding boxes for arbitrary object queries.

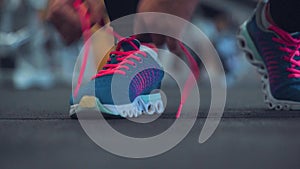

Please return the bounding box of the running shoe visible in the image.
[237,2,300,110]
[70,37,165,118]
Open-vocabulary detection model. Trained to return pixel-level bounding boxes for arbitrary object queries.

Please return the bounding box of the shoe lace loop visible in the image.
[92,37,147,78]
[269,26,300,78]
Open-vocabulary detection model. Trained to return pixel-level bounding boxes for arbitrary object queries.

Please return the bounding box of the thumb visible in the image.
[85,0,105,24]
[166,37,181,56]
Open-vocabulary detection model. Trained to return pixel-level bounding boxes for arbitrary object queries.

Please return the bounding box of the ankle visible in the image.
[268,1,299,33]
[265,3,276,26]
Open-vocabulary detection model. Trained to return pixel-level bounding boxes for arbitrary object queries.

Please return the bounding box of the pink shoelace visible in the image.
[269,25,300,78]
[73,0,92,98]
[73,0,200,118]
[92,36,148,78]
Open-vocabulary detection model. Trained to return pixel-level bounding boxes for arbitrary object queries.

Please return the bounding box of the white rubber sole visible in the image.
[69,93,165,118]
[237,22,300,110]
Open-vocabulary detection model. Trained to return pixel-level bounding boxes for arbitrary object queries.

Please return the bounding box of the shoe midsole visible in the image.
[70,93,164,117]
[239,21,300,109]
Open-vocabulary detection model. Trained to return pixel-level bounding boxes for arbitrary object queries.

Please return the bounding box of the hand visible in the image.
[136,0,199,54]
[46,0,105,44]
[0,0,3,8]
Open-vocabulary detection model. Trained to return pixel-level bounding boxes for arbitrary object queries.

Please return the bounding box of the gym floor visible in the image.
[1,67,300,169]
[1,0,299,169]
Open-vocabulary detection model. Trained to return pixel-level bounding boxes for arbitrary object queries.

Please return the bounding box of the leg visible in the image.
[237,1,300,110]
[104,0,139,21]
[269,0,300,33]
[104,0,139,35]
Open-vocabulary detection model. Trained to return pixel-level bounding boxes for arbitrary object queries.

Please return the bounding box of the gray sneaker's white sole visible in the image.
[237,22,300,110]
[70,93,165,118]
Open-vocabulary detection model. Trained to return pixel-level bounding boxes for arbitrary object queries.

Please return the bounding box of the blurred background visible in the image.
[3,1,300,169]
[0,0,257,90]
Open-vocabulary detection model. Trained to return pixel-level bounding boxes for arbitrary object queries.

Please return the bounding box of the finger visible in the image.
[0,0,3,8]
[166,37,181,56]
[85,0,104,24]
[61,24,82,44]
[47,0,76,22]
[136,33,153,43]
[151,34,166,47]
[133,14,148,36]
[48,3,82,44]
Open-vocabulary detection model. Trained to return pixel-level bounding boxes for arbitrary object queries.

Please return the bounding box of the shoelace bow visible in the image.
[269,25,300,78]
[92,36,148,78]
[73,0,200,118]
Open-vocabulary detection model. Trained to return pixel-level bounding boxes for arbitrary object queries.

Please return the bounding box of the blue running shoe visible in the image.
[237,2,300,110]
[70,37,165,118]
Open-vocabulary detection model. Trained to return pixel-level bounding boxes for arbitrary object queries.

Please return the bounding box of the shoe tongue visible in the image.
[120,38,141,51]
[108,38,141,65]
